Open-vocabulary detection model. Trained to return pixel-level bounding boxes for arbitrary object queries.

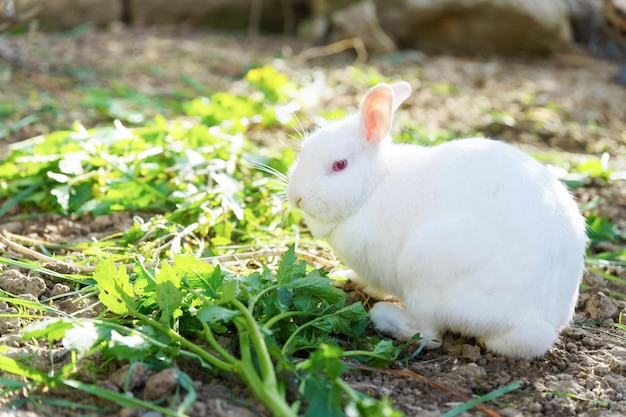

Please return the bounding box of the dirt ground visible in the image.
[1,26,626,417]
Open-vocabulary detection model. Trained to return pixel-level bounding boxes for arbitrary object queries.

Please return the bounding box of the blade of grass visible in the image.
[0,183,41,218]
[61,379,188,416]
[441,381,523,417]
[22,397,118,413]
[0,294,68,317]
[575,324,626,342]
[544,391,607,406]
[0,256,90,282]
[587,267,626,285]
[0,355,57,385]
[0,376,31,397]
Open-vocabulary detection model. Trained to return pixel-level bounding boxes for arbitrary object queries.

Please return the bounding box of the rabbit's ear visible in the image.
[390,81,411,111]
[360,84,394,144]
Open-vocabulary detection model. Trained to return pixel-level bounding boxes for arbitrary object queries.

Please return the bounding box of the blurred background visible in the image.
[4,0,626,54]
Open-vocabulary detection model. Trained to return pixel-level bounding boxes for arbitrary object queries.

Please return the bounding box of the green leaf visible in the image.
[371,339,399,359]
[197,304,239,324]
[347,395,404,417]
[576,157,612,179]
[311,303,368,334]
[155,262,183,324]
[276,245,306,284]
[174,255,224,297]
[350,339,404,367]
[0,354,54,385]
[288,272,346,305]
[586,213,624,246]
[299,344,346,417]
[302,376,344,417]
[93,258,135,315]
[299,344,345,379]
[0,377,29,390]
[22,318,75,342]
[244,65,292,102]
[219,280,238,305]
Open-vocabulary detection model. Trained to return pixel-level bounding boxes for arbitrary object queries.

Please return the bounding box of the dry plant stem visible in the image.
[0,230,335,272]
[344,362,502,417]
[1,231,70,248]
[295,37,368,62]
[201,248,336,269]
[0,232,94,272]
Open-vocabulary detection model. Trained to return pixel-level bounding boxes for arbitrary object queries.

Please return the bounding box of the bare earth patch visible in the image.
[1,26,626,416]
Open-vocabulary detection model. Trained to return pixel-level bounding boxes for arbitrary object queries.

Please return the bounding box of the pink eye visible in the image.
[332,159,348,172]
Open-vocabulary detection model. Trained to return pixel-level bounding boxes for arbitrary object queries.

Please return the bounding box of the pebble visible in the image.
[50,283,71,297]
[585,292,619,321]
[109,363,151,391]
[0,269,46,298]
[143,368,179,401]
[460,344,482,362]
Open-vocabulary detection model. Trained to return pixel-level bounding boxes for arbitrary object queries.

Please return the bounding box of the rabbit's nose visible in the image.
[295,197,302,208]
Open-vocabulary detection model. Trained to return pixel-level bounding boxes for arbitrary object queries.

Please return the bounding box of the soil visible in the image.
[1,25,626,417]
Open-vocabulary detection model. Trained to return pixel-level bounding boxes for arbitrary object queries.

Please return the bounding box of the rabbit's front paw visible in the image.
[369,302,441,348]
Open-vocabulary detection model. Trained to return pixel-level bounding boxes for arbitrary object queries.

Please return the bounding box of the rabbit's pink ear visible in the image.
[360,84,393,144]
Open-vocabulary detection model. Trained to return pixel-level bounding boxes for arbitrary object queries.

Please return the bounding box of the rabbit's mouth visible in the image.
[300,211,337,239]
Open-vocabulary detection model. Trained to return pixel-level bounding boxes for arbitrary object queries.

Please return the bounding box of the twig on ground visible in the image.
[0,230,336,273]
[0,231,94,272]
[295,37,368,62]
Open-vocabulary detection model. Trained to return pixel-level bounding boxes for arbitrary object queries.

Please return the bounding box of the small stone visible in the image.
[119,408,143,417]
[143,368,179,401]
[585,292,619,321]
[50,283,71,297]
[109,363,151,391]
[460,344,482,362]
[528,401,543,413]
[0,301,20,333]
[141,412,163,417]
[0,221,23,234]
[206,398,259,417]
[45,262,82,275]
[0,269,46,298]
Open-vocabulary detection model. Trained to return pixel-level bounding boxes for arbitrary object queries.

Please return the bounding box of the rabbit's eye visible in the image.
[332,159,348,172]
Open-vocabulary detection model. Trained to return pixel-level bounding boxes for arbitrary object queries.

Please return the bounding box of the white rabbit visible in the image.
[286,81,587,359]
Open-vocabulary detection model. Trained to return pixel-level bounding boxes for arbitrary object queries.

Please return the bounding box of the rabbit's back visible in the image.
[329,138,585,334]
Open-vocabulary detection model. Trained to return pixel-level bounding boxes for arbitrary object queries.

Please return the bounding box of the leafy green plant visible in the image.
[78,83,185,124]
[3,247,402,416]
[586,212,625,248]
[396,122,471,146]
[0,70,299,254]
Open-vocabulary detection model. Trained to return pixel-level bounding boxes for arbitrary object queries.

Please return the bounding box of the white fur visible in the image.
[286,82,587,359]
